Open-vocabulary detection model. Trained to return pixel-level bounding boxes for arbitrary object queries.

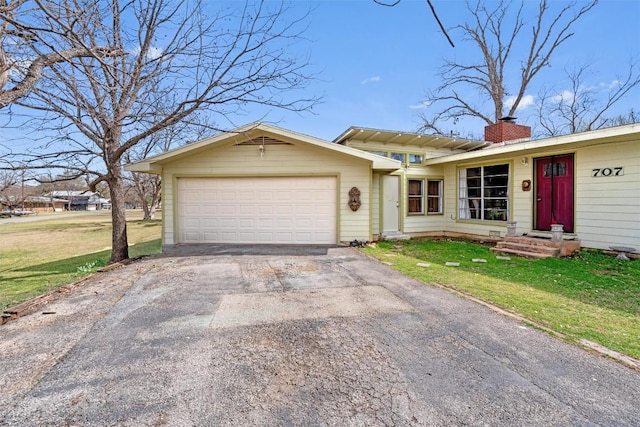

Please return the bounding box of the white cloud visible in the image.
[361,76,381,85]
[551,90,575,104]
[130,45,163,60]
[605,79,620,89]
[409,101,431,110]
[147,46,163,60]
[504,94,535,110]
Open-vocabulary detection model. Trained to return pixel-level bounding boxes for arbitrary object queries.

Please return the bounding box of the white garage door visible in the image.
[177,177,337,244]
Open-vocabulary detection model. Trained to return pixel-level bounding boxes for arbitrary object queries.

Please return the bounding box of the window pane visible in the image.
[390,152,406,162]
[408,198,422,213]
[467,167,481,177]
[544,161,567,177]
[408,180,423,196]
[409,154,424,164]
[427,180,440,196]
[484,164,508,176]
[484,187,507,198]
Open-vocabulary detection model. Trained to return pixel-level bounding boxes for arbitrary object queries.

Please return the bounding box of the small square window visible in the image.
[390,152,406,163]
[409,154,424,164]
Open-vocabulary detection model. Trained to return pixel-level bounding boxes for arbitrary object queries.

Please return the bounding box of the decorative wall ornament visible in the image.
[348,187,361,212]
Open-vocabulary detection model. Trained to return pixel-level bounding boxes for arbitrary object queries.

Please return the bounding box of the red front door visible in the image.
[535,155,574,233]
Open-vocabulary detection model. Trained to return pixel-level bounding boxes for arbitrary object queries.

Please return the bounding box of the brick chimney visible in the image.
[484,116,531,144]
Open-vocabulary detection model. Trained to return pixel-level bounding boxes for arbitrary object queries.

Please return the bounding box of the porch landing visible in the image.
[380,231,411,241]
[492,236,581,259]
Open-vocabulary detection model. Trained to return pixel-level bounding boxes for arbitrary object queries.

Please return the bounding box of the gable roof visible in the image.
[126,122,402,174]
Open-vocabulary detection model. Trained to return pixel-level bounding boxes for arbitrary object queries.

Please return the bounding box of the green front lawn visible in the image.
[364,238,640,359]
[0,210,162,311]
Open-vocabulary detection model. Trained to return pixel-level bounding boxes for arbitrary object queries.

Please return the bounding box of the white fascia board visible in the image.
[426,124,640,165]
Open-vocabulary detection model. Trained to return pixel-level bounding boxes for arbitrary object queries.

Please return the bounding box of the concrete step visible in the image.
[490,247,555,259]
[495,242,561,256]
[493,236,581,258]
[503,236,563,248]
[380,232,410,241]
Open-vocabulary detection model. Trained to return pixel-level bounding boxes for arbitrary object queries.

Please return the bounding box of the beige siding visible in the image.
[574,141,640,250]
[161,141,372,244]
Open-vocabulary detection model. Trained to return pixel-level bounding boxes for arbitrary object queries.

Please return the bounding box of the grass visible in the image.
[364,238,640,360]
[0,210,162,311]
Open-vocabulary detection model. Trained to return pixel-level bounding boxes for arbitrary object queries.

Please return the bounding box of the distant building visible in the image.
[23,196,69,213]
[47,191,110,211]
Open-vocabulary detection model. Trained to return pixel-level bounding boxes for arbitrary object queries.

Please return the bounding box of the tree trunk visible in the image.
[141,196,153,220]
[108,167,129,263]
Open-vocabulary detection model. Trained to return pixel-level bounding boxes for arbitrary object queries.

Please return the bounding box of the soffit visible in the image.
[334,127,492,151]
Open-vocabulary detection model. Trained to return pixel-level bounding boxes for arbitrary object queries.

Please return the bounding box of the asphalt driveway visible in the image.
[1,246,639,426]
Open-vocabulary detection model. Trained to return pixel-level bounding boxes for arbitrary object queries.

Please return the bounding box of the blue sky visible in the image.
[2,0,638,151]
[245,0,640,141]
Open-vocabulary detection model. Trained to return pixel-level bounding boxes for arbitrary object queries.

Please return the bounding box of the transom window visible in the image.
[390,152,406,163]
[366,150,424,165]
[409,154,424,164]
[459,164,509,221]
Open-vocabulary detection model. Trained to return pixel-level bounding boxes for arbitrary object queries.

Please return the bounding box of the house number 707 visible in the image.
[592,167,623,177]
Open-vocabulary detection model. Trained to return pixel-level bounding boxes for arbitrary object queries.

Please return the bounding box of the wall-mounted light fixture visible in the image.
[520,157,528,166]
[259,144,265,158]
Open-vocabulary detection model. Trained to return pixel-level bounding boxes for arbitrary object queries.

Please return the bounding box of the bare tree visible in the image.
[536,62,640,136]
[14,0,318,263]
[419,0,597,134]
[372,0,455,48]
[0,169,17,208]
[0,0,121,108]
[610,109,639,127]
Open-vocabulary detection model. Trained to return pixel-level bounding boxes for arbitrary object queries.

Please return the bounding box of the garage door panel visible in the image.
[202,218,219,227]
[178,177,336,244]
[221,218,237,228]
[202,206,218,215]
[238,219,255,228]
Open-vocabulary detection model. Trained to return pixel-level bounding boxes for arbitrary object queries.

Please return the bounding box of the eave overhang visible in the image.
[125,122,402,174]
[425,123,640,166]
[334,126,492,151]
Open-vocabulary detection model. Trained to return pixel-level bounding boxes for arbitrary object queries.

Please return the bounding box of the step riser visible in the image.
[495,243,560,255]
[490,247,553,259]
[504,237,564,248]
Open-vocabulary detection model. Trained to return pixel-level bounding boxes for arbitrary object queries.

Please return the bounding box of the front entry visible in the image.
[382,175,400,233]
[535,154,574,233]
